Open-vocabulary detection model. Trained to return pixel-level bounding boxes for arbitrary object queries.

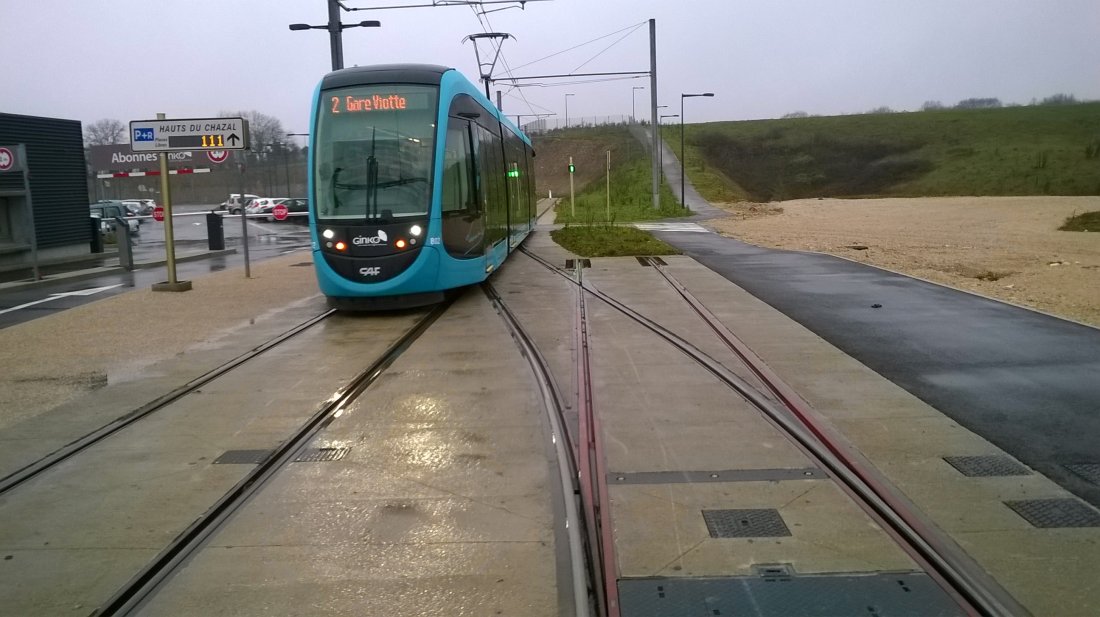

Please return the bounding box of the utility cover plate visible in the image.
[212,449,272,465]
[703,509,791,538]
[943,455,1031,477]
[1064,463,1100,486]
[1005,498,1100,528]
[618,572,964,617]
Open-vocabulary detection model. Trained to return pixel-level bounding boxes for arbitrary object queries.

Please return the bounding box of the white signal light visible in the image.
[410,225,422,237]
[322,228,335,239]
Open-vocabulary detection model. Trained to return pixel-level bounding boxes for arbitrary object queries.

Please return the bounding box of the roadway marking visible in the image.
[633,222,710,233]
[0,284,124,315]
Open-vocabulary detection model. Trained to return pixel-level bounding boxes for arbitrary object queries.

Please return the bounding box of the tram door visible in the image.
[440,119,485,260]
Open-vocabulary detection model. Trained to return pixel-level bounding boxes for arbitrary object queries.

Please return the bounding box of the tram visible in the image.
[307,64,537,309]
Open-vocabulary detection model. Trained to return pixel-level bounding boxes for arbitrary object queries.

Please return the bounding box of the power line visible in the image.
[511,21,646,71]
[570,21,645,73]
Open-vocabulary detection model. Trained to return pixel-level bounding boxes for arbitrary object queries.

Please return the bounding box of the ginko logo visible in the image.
[353,230,388,245]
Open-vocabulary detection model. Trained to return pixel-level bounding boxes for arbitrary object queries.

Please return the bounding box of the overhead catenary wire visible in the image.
[569,21,646,73]
[511,21,647,71]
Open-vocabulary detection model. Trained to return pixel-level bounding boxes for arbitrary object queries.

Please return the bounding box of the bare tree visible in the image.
[84,118,126,147]
[921,100,945,111]
[219,110,287,153]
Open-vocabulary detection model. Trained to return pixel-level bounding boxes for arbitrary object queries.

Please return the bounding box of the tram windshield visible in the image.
[314,84,438,222]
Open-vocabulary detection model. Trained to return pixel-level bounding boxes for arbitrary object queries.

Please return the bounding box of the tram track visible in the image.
[0,308,337,498]
[516,246,1025,617]
[90,299,452,616]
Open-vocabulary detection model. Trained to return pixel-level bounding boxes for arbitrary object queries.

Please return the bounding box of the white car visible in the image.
[223,194,260,214]
[247,198,281,215]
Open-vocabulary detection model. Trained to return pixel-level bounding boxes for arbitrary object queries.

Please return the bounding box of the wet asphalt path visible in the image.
[0,220,311,330]
[655,230,1100,508]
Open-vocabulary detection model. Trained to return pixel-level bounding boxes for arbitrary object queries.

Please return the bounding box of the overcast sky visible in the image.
[2,0,1097,137]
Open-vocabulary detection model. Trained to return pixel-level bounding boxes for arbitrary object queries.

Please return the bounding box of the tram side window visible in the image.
[441,121,484,259]
[475,124,508,246]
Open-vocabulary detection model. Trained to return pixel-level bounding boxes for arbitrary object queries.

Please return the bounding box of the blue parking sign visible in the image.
[133,128,154,142]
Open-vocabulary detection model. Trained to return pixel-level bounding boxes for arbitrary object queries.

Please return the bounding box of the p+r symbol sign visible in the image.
[133,128,154,142]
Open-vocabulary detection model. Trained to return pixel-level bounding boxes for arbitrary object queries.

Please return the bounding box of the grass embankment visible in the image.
[550,127,685,224]
[550,225,680,258]
[663,102,1100,202]
[1060,211,1100,231]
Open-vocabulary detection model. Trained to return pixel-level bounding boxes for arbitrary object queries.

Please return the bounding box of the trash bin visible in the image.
[90,217,104,253]
[114,219,133,270]
[206,212,225,251]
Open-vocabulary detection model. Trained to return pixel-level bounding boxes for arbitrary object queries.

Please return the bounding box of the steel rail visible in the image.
[91,301,451,616]
[518,247,1022,617]
[482,282,592,617]
[645,259,1029,617]
[0,308,336,498]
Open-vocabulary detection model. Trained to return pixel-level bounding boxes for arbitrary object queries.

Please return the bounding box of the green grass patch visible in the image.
[665,102,1100,202]
[1059,211,1100,231]
[550,224,681,257]
[553,128,688,224]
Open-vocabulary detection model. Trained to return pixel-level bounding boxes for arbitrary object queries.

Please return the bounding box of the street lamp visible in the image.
[680,92,714,209]
[564,93,575,129]
[289,0,381,72]
[632,86,645,123]
[658,114,678,172]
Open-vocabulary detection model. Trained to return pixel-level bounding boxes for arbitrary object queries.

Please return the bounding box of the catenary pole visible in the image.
[649,18,659,209]
[328,0,344,70]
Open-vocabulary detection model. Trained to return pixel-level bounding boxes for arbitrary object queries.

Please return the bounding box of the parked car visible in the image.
[248,197,281,216]
[266,198,310,223]
[223,194,260,214]
[95,199,141,218]
[90,203,140,235]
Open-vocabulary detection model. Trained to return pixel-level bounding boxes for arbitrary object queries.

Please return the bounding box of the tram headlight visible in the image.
[395,239,407,249]
[410,225,422,237]
[335,241,347,251]
[322,228,335,240]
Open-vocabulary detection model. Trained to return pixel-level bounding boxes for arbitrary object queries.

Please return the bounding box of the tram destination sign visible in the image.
[129,117,250,153]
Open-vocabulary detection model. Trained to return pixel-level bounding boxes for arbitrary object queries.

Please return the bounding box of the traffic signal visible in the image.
[568,163,575,174]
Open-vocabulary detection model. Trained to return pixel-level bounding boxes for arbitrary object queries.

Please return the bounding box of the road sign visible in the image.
[207,150,229,164]
[129,117,249,153]
[0,146,19,172]
[152,206,165,222]
[272,204,289,221]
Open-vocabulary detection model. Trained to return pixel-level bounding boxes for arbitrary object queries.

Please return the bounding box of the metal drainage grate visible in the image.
[943,455,1031,477]
[293,447,351,463]
[564,259,592,269]
[1005,498,1100,528]
[290,262,313,267]
[650,256,667,266]
[1065,463,1100,486]
[212,449,272,465]
[703,509,791,538]
[636,256,652,266]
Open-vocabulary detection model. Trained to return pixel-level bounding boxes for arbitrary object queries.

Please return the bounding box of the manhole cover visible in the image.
[212,449,272,465]
[1064,463,1100,486]
[1005,498,1100,528]
[943,455,1031,477]
[703,509,791,538]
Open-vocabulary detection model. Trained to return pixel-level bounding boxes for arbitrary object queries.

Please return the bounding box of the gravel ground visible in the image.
[0,253,322,429]
[708,196,1100,327]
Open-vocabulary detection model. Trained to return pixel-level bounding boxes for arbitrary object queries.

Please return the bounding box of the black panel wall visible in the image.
[0,113,89,248]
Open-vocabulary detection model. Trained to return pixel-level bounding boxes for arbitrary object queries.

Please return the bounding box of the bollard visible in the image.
[114,219,134,271]
[206,212,225,251]
[90,217,104,253]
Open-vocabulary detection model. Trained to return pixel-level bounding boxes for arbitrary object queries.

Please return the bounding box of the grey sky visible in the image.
[2,0,1097,136]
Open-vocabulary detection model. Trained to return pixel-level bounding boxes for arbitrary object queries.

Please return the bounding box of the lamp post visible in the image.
[289,0,380,71]
[680,92,714,209]
[564,93,575,129]
[632,86,645,123]
[659,114,678,173]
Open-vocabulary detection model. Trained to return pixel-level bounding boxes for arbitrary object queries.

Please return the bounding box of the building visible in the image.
[0,112,90,269]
